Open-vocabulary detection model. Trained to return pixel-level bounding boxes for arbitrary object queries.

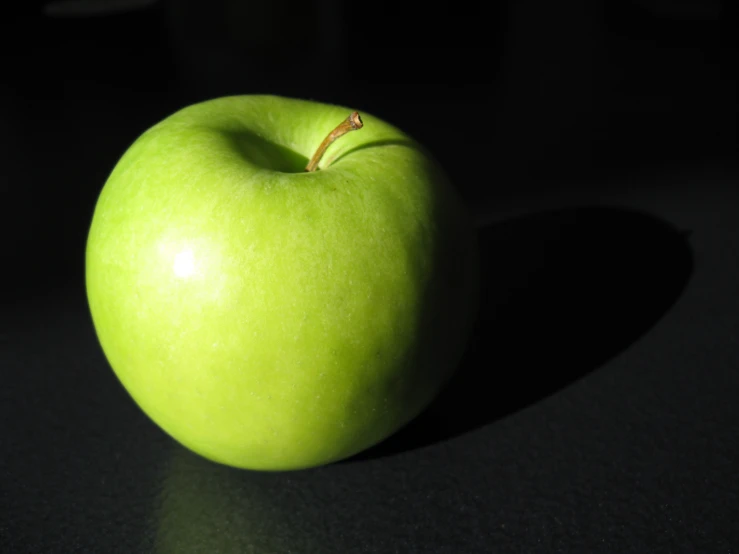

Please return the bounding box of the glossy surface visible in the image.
[85,96,480,470]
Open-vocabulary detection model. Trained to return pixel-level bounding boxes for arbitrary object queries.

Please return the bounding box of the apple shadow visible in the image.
[344,205,694,463]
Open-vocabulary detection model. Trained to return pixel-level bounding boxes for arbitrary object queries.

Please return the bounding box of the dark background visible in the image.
[1,0,738,552]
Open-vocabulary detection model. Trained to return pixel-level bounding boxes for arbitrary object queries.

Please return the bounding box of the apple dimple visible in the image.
[223,129,308,174]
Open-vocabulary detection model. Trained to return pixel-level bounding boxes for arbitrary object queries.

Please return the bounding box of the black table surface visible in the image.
[2,3,739,552]
[4,165,739,553]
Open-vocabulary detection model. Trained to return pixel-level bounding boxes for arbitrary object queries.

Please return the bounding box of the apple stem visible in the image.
[305,111,363,172]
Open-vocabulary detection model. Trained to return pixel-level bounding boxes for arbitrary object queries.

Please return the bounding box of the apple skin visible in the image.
[85,95,479,471]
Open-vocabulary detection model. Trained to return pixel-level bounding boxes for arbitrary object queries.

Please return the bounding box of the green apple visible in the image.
[85,95,479,471]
